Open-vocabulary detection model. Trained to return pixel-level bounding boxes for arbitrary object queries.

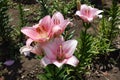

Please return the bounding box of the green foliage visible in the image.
[0,0,12,41]
[0,0,19,42]
[92,17,115,55]
[80,0,90,4]
[0,0,22,60]
[107,0,120,42]
[77,30,94,72]
[18,3,26,29]
[64,22,97,79]
[37,65,70,80]
[90,0,120,56]
[36,0,76,19]
[62,26,75,40]
[50,0,76,17]
[37,0,49,18]
[92,0,120,55]
[17,3,26,41]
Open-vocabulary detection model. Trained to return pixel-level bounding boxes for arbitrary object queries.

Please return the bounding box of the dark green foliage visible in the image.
[78,23,94,63]
[91,0,120,55]
[13,0,36,4]
[108,0,120,42]
[37,64,70,80]
[77,30,94,70]
[0,0,22,60]
[80,0,90,4]
[62,26,75,40]
[50,0,76,17]
[36,0,76,19]
[37,0,49,17]
[18,3,26,29]
[0,0,12,41]
[93,17,112,54]
[93,0,120,55]
[18,3,26,41]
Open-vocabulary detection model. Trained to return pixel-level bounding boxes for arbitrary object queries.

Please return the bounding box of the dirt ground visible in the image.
[0,0,120,80]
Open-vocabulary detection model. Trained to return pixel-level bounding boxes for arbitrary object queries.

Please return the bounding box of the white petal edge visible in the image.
[66,56,79,67]
[75,11,80,16]
[19,46,32,56]
[53,60,66,68]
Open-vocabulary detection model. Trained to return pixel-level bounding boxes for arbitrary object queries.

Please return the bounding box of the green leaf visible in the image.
[37,74,48,80]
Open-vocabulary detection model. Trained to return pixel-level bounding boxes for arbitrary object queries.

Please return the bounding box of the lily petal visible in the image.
[40,15,52,33]
[31,43,43,55]
[75,11,80,16]
[26,38,33,46]
[41,56,52,67]
[59,19,70,30]
[21,27,40,41]
[43,43,56,59]
[19,46,32,56]
[62,40,78,58]
[52,25,62,36]
[66,56,79,67]
[52,12,64,24]
[53,60,66,68]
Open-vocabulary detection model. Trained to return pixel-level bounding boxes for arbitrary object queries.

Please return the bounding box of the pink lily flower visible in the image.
[41,36,79,68]
[51,12,70,37]
[75,4,103,22]
[21,15,52,43]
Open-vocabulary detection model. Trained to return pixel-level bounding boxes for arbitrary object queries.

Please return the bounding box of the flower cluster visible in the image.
[20,4,103,68]
[20,12,79,67]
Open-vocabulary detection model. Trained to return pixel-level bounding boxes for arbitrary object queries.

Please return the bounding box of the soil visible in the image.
[85,49,120,80]
[0,0,120,80]
[0,56,42,80]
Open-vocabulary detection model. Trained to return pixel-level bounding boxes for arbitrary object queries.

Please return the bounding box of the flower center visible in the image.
[57,45,65,62]
[84,9,90,17]
[36,26,48,39]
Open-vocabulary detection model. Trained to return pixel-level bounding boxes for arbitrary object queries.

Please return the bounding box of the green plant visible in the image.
[93,17,112,54]
[0,0,22,60]
[62,26,75,40]
[77,23,96,73]
[80,0,90,4]
[37,65,70,80]
[50,0,76,17]
[18,3,26,41]
[36,0,49,18]
[0,0,12,42]
[18,3,26,29]
[93,0,120,55]
[36,0,76,19]
[64,22,98,80]
[107,0,120,43]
